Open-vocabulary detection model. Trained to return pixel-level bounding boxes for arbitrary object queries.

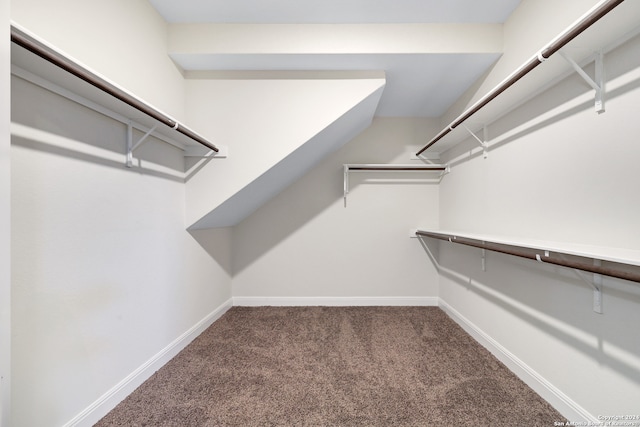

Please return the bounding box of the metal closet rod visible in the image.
[416,230,640,284]
[416,0,625,156]
[10,25,219,153]
[347,165,447,171]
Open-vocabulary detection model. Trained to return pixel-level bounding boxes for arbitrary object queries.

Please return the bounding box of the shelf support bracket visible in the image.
[344,164,349,207]
[563,255,604,314]
[592,259,603,314]
[559,50,605,114]
[126,122,158,168]
[575,264,603,314]
[461,124,489,159]
[126,122,133,168]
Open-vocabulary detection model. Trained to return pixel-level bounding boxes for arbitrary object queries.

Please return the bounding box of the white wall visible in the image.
[436,7,640,420]
[9,1,233,425]
[1,0,11,425]
[232,117,440,302]
[11,0,187,123]
[10,72,232,426]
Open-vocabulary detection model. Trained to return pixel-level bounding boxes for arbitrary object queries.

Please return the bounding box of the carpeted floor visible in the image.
[96,306,563,426]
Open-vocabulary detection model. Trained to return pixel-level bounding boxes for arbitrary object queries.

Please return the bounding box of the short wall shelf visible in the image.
[343,164,448,207]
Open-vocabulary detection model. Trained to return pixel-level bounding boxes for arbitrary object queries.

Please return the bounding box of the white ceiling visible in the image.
[147,0,522,117]
[148,0,522,24]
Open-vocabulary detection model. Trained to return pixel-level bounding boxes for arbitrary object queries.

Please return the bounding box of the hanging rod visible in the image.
[415,230,640,284]
[10,23,219,153]
[416,0,625,156]
[345,164,448,171]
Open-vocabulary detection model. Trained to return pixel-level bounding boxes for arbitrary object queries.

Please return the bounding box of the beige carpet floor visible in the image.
[96,306,563,426]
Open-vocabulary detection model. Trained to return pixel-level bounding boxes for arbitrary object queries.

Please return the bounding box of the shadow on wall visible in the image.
[188,227,233,277]
[11,74,187,182]
[419,238,640,389]
[445,30,640,166]
[10,132,186,185]
[231,117,437,276]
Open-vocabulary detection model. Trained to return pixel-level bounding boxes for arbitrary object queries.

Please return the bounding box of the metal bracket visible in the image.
[592,259,603,314]
[534,250,550,264]
[125,122,227,168]
[344,164,350,207]
[540,250,602,312]
[461,124,489,159]
[563,255,603,314]
[559,50,605,114]
[126,121,158,168]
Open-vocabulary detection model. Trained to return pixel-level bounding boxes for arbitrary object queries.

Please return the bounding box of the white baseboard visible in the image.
[438,298,597,424]
[232,296,439,307]
[64,298,233,427]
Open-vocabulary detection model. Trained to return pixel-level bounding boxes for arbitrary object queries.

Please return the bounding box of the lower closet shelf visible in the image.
[415,229,640,284]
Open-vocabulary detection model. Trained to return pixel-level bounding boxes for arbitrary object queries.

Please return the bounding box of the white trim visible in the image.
[232,296,439,307]
[63,298,233,427]
[438,298,597,424]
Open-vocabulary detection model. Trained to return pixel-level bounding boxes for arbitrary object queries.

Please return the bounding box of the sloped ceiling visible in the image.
[146,0,524,229]
[147,0,521,117]
[188,79,386,229]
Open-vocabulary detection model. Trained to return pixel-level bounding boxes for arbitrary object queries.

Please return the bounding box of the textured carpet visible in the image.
[96,306,562,426]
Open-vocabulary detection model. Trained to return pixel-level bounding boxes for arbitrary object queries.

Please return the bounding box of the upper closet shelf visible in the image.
[10,23,224,164]
[416,0,639,156]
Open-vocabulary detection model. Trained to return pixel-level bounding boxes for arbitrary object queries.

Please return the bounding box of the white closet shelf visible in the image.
[10,23,222,161]
[343,164,448,207]
[415,0,640,155]
[415,229,640,282]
